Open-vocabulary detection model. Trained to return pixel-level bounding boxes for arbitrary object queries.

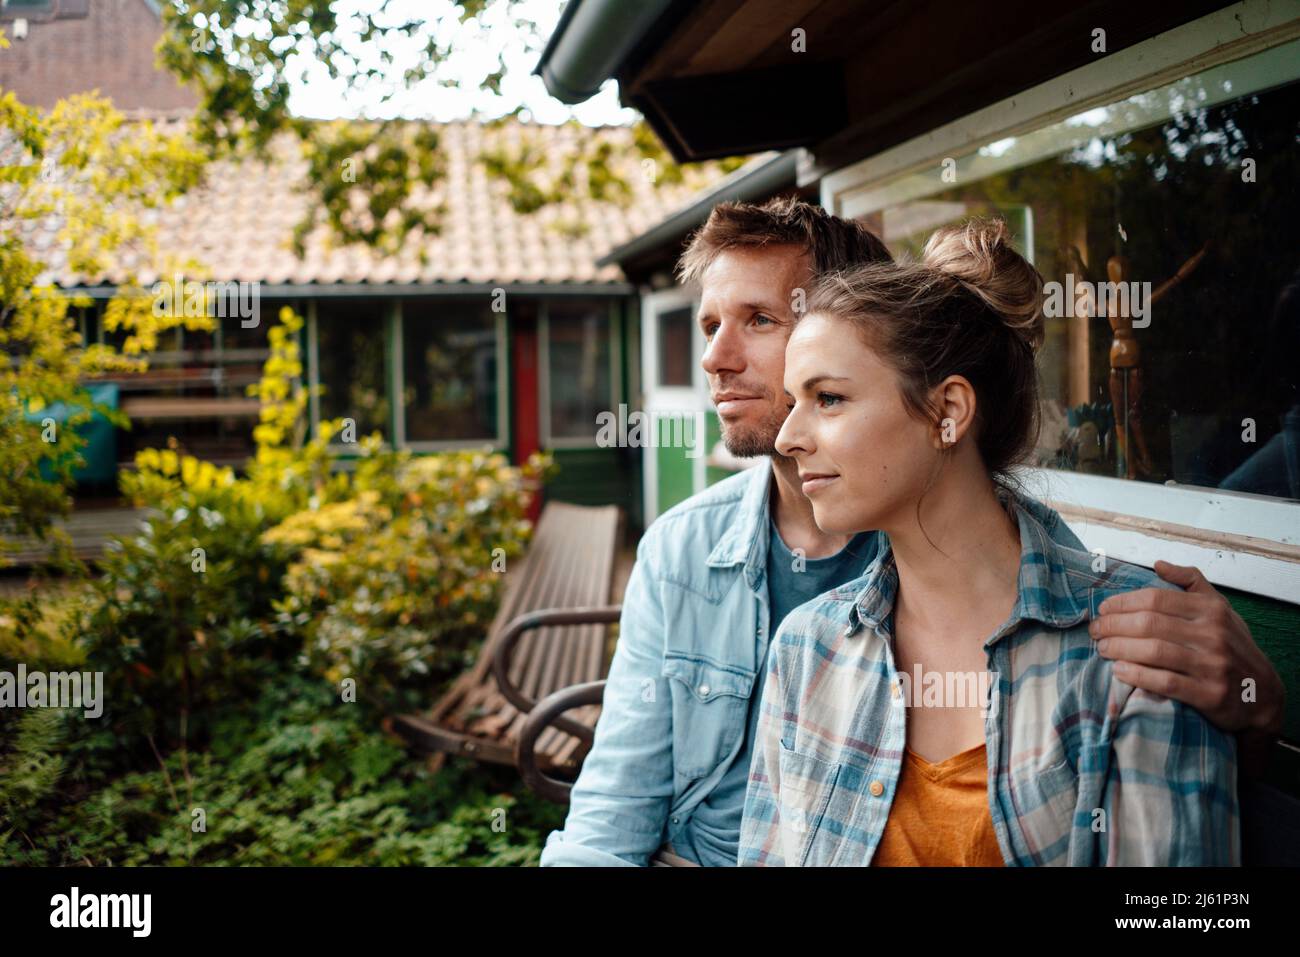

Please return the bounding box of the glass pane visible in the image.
[315,299,389,440]
[657,306,694,386]
[868,53,1300,501]
[402,302,499,442]
[548,303,611,440]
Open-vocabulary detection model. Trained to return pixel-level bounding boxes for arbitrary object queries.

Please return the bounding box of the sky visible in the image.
[280,0,635,126]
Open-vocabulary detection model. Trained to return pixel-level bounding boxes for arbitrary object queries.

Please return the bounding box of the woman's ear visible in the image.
[930,375,977,450]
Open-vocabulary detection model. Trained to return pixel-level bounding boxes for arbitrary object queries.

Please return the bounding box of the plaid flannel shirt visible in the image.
[738,497,1240,866]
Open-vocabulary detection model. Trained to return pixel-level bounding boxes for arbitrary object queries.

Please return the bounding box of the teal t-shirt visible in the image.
[684,516,875,866]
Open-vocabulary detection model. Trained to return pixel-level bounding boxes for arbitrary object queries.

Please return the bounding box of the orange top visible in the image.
[870,743,1005,867]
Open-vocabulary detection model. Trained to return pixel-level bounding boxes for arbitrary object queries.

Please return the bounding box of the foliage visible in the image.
[0,77,210,565]
[79,445,295,751]
[0,299,558,866]
[154,1,738,249]
[2,673,566,866]
[265,448,550,712]
[0,708,68,840]
[292,120,447,257]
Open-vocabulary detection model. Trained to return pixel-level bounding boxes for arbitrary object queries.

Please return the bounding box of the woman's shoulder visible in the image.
[1050,539,1180,614]
[1012,498,1179,620]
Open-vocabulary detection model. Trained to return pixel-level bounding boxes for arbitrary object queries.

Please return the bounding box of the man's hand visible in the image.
[1090,561,1285,738]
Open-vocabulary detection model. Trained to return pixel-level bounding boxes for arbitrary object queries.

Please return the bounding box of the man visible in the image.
[539,197,1285,867]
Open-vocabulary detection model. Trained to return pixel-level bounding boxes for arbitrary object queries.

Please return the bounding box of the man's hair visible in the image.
[675,195,892,284]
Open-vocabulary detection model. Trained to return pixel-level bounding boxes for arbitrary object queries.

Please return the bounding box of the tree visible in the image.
[0,4,737,561]
[0,28,209,563]
[155,0,729,253]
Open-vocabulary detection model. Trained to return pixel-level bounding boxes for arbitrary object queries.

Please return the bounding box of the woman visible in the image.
[737,219,1239,866]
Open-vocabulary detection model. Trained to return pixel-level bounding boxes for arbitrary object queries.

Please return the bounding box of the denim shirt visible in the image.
[539,464,1089,866]
[737,497,1240,867]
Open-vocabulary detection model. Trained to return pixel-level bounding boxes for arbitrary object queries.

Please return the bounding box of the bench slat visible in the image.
[395,501,622,769]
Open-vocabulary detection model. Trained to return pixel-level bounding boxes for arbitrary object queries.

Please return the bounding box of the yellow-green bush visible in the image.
[264,448,551,711]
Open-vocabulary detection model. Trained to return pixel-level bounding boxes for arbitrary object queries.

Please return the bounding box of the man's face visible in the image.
[697,245,813,457]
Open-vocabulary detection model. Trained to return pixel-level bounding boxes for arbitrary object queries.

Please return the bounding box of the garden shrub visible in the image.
[265,447,551,714]
[0,306,559,865]
[3,673,566,866]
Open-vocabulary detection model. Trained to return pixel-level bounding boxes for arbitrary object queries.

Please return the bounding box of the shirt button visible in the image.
[672,817,680,824]
[869,780,884,797]
[698,684,710,696]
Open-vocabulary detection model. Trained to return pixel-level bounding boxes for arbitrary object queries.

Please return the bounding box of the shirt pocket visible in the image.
[1011,756,1079,866]
[662,653,756,781]
[777,739,842,867]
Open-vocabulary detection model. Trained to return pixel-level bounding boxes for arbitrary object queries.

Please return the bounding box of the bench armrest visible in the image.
[515,679,606,804]
[490,605,621,716]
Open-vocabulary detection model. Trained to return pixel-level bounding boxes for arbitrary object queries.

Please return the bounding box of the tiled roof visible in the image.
[9,113,722,289]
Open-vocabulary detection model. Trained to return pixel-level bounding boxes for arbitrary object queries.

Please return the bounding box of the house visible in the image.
[0,0,729,530]
[536,0,1300,760]
[0,0,195,110]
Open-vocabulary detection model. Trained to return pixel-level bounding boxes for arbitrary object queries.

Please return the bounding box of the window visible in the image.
[402,301,500,444]
[544,302,613,443]
[87,301,292,467]
[314,299,389,441]
[851,41,1300,503]
[822,8,1300,600]
[657,305,694,387]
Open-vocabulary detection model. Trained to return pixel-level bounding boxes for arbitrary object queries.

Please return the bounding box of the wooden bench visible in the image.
[390,501,623,773]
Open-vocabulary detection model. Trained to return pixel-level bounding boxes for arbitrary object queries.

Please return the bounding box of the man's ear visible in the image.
[930,375,977,450]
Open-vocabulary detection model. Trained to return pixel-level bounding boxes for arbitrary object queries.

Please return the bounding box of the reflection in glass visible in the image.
[403,302,498,442]
[658,306,694,387]
[867,62,1299,501]
[316,299,389,440]
[548,303,611,440]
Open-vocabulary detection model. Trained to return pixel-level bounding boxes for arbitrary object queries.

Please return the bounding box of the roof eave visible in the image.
[533,0,676,105]
[596,150,800,269]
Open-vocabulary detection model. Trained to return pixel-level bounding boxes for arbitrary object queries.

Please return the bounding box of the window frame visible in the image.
[538,298,622,449]
[820,0,1300,602]
[308,297,400,453]
[395,298,508,452]
[639,284,709,523]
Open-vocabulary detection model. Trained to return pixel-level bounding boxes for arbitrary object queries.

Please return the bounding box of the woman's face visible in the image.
[776,312,940,535]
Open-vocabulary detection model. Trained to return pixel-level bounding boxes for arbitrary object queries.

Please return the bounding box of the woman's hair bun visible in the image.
[921,218,1045,352]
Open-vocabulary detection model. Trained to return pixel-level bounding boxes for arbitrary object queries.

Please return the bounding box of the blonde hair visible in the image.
[806,218,1045,484]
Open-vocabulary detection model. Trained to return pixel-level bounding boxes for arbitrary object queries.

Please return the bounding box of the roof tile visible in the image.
[15,115,718,289]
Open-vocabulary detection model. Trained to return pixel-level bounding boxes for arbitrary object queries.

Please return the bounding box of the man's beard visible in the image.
[721,403,790,458]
